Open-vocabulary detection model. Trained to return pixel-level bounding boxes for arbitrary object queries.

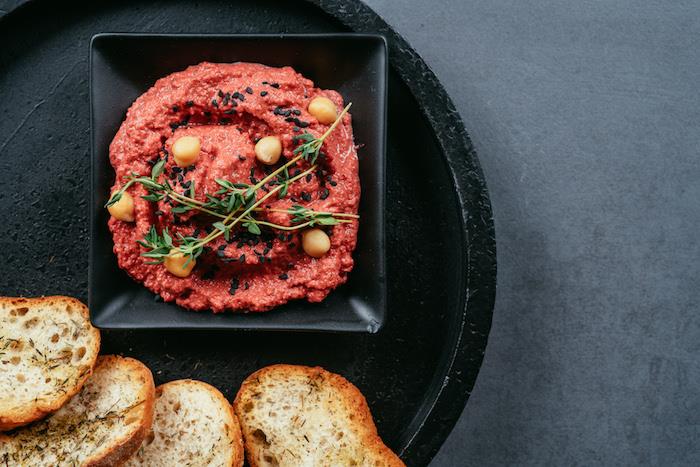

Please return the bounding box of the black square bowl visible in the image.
[89,34,387,332]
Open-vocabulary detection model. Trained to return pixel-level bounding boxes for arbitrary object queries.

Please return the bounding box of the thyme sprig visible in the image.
[293,102,351,164]
[107,102,357,268]
[139,165,318,264]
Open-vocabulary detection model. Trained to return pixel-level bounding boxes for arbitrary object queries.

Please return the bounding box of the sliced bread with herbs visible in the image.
[125,379,244,467]
[0,296,100,431]
[0,355,155,467]
[233,364,405,467]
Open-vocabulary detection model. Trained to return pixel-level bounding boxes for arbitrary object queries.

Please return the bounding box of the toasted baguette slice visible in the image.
[0,355,155,467]
[125,379,244,467]
[0,296,101,431]
[233,364,405,467]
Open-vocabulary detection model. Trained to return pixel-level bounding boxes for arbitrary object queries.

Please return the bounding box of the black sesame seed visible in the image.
[305,173,313,183]
[262,81,268,85]
[270,82,280,88]
[238,155,246,161]
[204,111,212,118]
[245,87,253,94]
[301,192,311,202]
[277,233,285,241]
[211,99,218,107]
[218,90,225,98]
[229,277,240,295]
[172,105,180,112]
[263,247,271,255]
[239,254,246,262]
[216,249,226,258]
[329,180,338,186]
[289,242,295,248]
[260,91,268,97]
[186,100,194,107]
[320,188,330,200]
[279,273,288,280]
[224,108,237,115]
[266,240,273,249]
[169,122,179,130]
[193,229,201,237]
[292,109,301,116]
[172,166,182,173]
[244,282,250,290]
[222,95,230,106]
[297,120,310,128]
[233,91,245,101]
[293,126,300,132]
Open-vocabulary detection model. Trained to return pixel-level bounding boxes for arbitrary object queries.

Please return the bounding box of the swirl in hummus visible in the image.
[107,62,359,312]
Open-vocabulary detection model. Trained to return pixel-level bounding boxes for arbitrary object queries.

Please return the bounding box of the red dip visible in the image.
[108,62,359,312]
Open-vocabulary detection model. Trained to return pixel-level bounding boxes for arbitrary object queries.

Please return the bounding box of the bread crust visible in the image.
[0,296,101,431]
[82,356,156,467]
[233,364,405,467]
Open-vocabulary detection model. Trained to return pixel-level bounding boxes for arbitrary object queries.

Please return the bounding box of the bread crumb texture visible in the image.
[125,379,244,467]
[0,296,100,431]
[234,364,405,467]
[0,355,154,466]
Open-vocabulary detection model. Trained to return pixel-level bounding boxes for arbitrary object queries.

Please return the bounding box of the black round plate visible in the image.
[0,1,496,465]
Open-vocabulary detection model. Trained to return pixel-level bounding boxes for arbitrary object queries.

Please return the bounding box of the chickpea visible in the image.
[302,228,331,258]
[308,96,338,125]
[107,190,135,222]
[254,136,282,165]
[172,135,200,167]
[164,249,196,278]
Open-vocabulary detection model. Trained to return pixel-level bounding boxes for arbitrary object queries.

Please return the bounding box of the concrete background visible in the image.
[360,0,700,465]
[1,1,697,464]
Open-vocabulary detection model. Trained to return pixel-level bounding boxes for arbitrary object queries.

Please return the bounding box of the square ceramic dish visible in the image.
[89,34,387,332]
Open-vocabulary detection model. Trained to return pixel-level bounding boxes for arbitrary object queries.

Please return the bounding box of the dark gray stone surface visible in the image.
[363,0,700,465]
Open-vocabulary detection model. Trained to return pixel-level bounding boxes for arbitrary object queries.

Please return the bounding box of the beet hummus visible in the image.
[107,62,359,312]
